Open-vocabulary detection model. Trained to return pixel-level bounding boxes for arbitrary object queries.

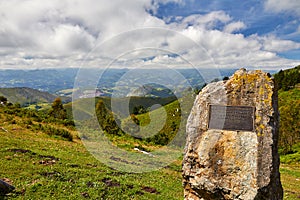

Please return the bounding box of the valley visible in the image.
[0,67,299,199]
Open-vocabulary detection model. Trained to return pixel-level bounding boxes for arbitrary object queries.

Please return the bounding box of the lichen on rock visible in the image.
[182,68,283,200]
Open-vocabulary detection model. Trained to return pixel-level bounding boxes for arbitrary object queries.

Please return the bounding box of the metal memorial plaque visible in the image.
[208,105,255,131]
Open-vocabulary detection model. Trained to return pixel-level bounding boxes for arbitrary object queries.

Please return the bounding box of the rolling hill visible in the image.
[0,87,71,106]
[0,68,300,198]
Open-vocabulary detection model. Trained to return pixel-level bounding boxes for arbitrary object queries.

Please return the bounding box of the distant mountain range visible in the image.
[0,68,240,95]
[126,84,174,98]
[0,68,279,102]
[0,68,78,93]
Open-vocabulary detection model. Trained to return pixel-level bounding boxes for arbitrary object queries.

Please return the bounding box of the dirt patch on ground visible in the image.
[38,155,59,166]
[141,186,160,194]
[101,178,120,187]
[81,192,90,198]
[86,181,95,188]
[8,149,59,166]
[8,148,36,154]
[109,156,139,166]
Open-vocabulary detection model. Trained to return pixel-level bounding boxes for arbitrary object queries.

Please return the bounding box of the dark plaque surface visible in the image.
[208,105,255,131]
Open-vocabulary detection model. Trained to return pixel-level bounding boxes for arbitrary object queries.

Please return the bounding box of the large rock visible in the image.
[182,69,283,200]
[0,179,14,194]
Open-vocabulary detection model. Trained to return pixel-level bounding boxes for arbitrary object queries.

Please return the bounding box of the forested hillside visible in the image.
[275,65,300,160]
[274,65,300,91]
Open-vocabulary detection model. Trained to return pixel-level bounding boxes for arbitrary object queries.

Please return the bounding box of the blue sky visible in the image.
[0,0,299,70]
[154,0,300,41]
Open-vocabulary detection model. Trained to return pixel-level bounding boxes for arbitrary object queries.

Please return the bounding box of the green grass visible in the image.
[0,103,184,199]
[133,95,194,146]
[2,124,300,200]
[0,124,183,199]
[278,87,300,106]
[280,142,300,199]
[280,163,300,200]
[135,100,181,138]
[280,143,300,164]
[2,95,184,197]
[276,67,300,200]
[1,92,300,199]
[66,96,178,119]
[0,87,70,106]
[26,103,51,111]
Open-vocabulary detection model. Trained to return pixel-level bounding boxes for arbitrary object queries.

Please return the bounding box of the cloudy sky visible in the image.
[0,0,299,70]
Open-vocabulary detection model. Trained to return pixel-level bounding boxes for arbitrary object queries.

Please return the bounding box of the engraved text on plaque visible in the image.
[208,105,255,131]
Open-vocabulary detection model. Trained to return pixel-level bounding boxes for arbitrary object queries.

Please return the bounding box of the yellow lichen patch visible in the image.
[264,83,272,90]
[264,74,272,83]
[229,70,272,91]
[259,124,265,129]
[232,73,260,85]
[267,91,273,106]
[256,124,265,136]
[228,72,266,97]
[257,132,262,137]
[255,115,262,123]
[259,86,265,96]
[264,99,271,105]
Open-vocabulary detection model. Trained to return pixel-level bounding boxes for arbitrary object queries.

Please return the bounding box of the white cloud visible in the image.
[265,0,300,15]
[0,0,299,70]
[259,36,300,52]
[223,21,246,33]
[179,11,231,29]
[179,26,300,69]
[38,24,96,55]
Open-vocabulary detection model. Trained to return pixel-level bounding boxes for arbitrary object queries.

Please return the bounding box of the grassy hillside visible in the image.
[274,65,300,91]
[0,130,183,200]
[277,86,300,154]
[65,96,177,121]
[275,66,300,149]
[1,97,300,199]
[274,66,300,199]
[280,150,300,200]
[277,87,300,200]
[135,100,183,145]
[1,67,300,199]
[0,87,71,107]
[0,103,183,199]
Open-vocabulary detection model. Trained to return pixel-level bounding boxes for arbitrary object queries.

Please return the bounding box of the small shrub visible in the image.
[34,124,73,141]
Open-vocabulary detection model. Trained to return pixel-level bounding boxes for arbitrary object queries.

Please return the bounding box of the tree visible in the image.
[274,69,284,90]
[49,98,67,120]
[279,100,300,154]
[275,66,300,91]
[95,100,121,135]
[0,96,8,106]
[132,105,147,115]
[223,76,229,81]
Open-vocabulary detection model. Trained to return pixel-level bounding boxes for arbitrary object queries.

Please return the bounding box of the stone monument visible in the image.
[0,179,14,195]
[182,69,283,199]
